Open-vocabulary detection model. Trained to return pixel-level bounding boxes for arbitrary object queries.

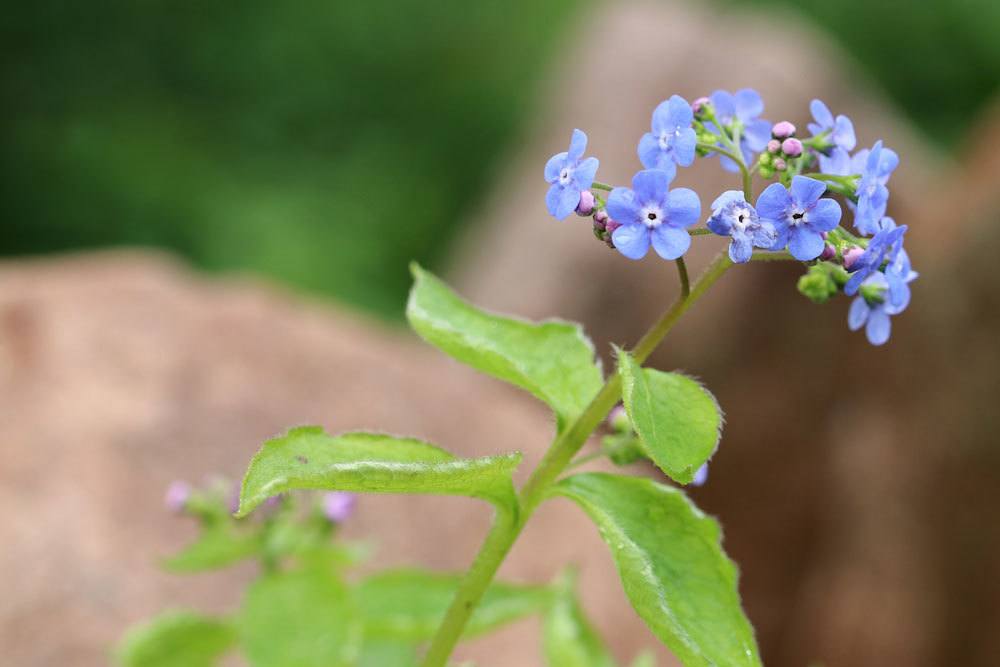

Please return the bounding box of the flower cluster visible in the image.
[543,91,916,346]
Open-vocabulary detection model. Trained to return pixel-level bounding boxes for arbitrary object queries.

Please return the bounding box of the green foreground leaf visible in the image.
[359,568,552,641]
[239,567,361,667]
[163,525,261,573]
[553,473,761,667]
[237,427,521,516]
[115,611,235,667]
[543,571,616,667]
[406,265,603,428]
[618,352,722,485]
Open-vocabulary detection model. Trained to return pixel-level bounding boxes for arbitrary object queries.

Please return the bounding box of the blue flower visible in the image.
[606,169,701,260]
[848,270,915,346]
[637,95,697,182]
[706,190,777,263]
[544,129,600,220]
[707,88,771,172]
[690,462,709,487]
[808,99,856,151]
[756,175,842,260]
[853,140,899,235]
[843,221,907,296]
[879,217,917,308]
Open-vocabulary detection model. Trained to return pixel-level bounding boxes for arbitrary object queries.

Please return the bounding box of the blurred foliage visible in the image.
[2,0,586,317]
[722,0,1000,146]
[2,0,997,318]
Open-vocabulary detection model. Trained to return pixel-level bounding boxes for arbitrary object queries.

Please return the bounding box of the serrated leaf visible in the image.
[406,265,603,428]
[553,473,761,667]
[163,525,261,573]
[359,568,552,641]
[618,351,722,485]
[116,611,235,667]
[543,571,616,667]
[239,567,361,667]
[238,427,521,516]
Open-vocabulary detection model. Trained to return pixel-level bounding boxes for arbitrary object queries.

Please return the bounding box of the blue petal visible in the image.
[729,237,753,263]
[807,198,842,232]
[574,157,599,190]
[673,127,697,166]
[650,99,673,133]
[844,270,866,296]
[865,307,892,345]
[612,223,651,260]
[788,226,825,261]
[545,184,569,219]
[790,175,827,206]
[553,185,581,220]
[833,115,856,150]
[866,141,884,174]
[848,297,869,331]
[665,187,701,228]
[710,190,745,211]
[544,152,567,183]
[666,94,694,128]
[755,182,791,222]
[606,187,639,224]
[879,147,899,180]
[769,223,790,251]
[734,88,764,121]
[818,147,852,176]
[691,463,709,486]
[631,169,671,205]
[753,221,778,248]
[718,153,741,173]
[742,119,772,152]
[650,225,691,260]
[637,133,660,170]
[709,90,736,122]
[810,99,833,128]
[568,129,587,160]
[706,212,732,236]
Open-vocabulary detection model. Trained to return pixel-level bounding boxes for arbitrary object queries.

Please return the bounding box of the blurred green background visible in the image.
[3,0,998,318]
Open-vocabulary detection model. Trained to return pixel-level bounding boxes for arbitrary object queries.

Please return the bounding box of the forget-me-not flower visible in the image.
[544,129,600,220]
[706,190,777,263]
[848,270,915,346]
[853,140,899,235]
[756,176,842,261]
[808,99,856,152]
[707,88,771,172]
[843,221,907,296]
[637,95,697,182]
[606,169,701,260]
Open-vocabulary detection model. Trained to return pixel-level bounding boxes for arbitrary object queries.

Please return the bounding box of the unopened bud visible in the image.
[165,481,191,514]
[691,96,711,116]
[842,246,865,270]
[759,164,775,179]
[773,158,787,171]
[608,405,630,432]
[605,219,621,235]
[771,121,796,139]
[781,138,803,157]
[576,190,595,216]
[766,139,781,154]
[819,243,836,261]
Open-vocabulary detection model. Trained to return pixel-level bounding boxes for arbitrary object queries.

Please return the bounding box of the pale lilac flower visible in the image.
[165,481,191,514]
[606,169,701,260]
[322,492,357,523]
[756,176,842,260]
[808,99,856,151]
[544,129,600,220]
[706,190,777,263]
[637,95,697,182]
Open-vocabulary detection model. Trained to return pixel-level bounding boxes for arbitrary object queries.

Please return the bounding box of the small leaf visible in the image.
[163,525,261,573]
[618,351,722,485]
[238,427,521,516]
[239,567,361,667]
[407,265,603,428]
[553,473,761,667]
[543,571,616,667]
[359,568,552,641]
[357,639,419,667]
[116,611,235,667]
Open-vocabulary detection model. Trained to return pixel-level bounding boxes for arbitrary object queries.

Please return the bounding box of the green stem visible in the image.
[591,180,614,192]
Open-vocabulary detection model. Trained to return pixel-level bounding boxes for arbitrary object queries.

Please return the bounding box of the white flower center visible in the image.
[789,208,807,226]
[559,166,574,186]
[731,205,754,232]
[641,205,663,229]
[658,130,672,150]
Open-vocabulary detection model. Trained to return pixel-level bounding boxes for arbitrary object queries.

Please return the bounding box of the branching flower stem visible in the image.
[420,154,788,667]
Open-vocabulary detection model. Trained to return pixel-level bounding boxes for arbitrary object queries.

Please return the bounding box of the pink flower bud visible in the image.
[691,96,710,115]
[766,139,781,154]
[575,190,595,216]
[323,492,356,523]
[164,481,191,514]
[593,209,608,226]
[608,405,630,432]
[843,246,865,270]
[771,121,796,139]
[773,158,787,171]
[781,138,803,157]
[819,243,836,261]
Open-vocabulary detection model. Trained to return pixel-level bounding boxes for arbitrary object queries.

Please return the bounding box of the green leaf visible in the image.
[406,265,603,428]
[237,427,521,516]
[357,639,419,667]
[543,571,616,667]
[239,567,361,667]
[618,351,722,485]
[116,611,235,667]
[553,473,761,667]
[359,568,552,641]
[163,525,261,573]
